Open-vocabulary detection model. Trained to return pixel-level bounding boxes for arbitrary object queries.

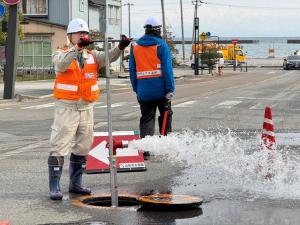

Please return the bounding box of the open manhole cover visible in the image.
[72,194,139,209]
[138,194,203,211]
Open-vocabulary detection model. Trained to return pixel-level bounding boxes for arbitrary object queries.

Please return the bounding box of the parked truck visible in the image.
[191,42,246,69]
[219,44,246,65]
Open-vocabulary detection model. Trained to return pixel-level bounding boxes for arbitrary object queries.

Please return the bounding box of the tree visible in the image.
[165,26,178,66]
[0,0,24,45]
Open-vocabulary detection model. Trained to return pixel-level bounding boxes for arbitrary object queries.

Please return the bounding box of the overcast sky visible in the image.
[121,0,300,38]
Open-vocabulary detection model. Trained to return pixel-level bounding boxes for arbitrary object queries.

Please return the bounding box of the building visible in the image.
[20,0,122,70]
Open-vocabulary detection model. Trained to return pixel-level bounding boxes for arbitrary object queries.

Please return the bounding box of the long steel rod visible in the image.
[105,32,118,208]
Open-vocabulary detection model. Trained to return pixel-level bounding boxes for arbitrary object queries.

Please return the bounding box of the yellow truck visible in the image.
[219,44,246,65]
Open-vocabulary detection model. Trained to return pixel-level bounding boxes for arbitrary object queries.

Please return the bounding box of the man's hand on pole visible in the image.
[118,34,132,50]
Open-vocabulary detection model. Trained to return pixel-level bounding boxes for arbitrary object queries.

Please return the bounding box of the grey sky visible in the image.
[121,0,300,38]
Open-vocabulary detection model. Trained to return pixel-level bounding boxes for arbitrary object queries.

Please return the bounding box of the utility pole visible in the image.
[192,0,201,75]
[180,0,185,61]
[3,3,19,99]
[160,0,167,40]
[123,1,134,37]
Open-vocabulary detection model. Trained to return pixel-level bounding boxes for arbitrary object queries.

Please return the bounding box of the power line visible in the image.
[202,0,300,10]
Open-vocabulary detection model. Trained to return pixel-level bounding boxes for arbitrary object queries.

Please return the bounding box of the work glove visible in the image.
[165,92,174,102]
[118,34,131,50]
[164,92,174,111]
[77,34,94,48]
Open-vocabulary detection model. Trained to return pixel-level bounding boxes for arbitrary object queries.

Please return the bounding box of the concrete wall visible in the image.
[48,0,70,26]
[70,0,89,23]
[106,0,121,39]
[89,5,101,31]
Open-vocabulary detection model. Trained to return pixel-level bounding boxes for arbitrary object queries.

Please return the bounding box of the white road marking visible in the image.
[250,103,278,110]
[268,71,276,74]
[173,100,197,108]
[212,100,242,109]
[94,122,108,128]
[95,102,128,109]
[21,103,54,109]
[120,111,139,119]
[0,108,12,111]
[0,140,49,160]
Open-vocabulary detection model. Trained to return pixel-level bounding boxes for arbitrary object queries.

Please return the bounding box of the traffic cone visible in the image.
[0,221,10,225]
[261,106,276,150]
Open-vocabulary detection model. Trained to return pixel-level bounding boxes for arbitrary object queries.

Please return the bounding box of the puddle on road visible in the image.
[130,129,300,201]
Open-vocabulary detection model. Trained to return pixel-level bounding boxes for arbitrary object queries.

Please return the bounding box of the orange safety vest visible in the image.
[133,44,162,79]
[53,49,99,102]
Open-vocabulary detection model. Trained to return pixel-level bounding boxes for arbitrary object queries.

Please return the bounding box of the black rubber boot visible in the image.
[48,156,64,200]
[69,153,91,195]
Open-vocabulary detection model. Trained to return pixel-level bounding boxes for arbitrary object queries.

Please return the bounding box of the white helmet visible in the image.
[144,16,162,28]
[67,18,89,34]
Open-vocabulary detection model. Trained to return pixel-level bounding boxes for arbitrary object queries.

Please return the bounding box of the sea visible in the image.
[175,37,300,60]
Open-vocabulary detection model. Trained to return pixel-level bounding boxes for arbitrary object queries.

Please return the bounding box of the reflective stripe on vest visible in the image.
[56,83,78,92]
[133,44,162,79]
[54,50,99,102]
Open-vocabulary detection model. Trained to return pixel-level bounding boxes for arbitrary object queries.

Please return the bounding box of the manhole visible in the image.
[138,194,203,211]
[72,194,139,209]
[72,193,203,211]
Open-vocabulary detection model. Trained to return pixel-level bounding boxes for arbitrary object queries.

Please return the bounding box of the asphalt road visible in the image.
[1,68,300,225]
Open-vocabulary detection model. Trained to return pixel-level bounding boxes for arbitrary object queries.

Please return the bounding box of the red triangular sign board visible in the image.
[86,131,146,173]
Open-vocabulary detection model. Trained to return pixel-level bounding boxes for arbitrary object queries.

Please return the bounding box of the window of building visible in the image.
[22,0,48,16]
[108,5,120,25]
[19,35,52,67]
[79,0,85,12]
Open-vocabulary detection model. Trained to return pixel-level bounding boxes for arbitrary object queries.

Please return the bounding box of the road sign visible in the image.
[200,32,206,41]
[232,39,238,45]
[3,0,20,5]
[86,131,146,173]
[206,32,211,38]
[0,3,5,17]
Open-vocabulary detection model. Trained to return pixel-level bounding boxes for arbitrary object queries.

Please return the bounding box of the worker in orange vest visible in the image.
[48,18,131,200]
[129,17,175,140]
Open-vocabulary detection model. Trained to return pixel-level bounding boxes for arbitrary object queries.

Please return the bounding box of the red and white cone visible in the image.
[261,106,276,150]
[0,221,10,225]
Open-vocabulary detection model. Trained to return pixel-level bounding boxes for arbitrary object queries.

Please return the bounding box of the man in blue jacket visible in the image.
[129,16,175,138]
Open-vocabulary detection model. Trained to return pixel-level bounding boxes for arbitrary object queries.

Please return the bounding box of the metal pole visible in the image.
[161,0,167,40]
[128,3,131,37]
[233,44,236,71]
[193,0,199,75]
[124,2,134,37]
[105,6,118,208]
[3,4,18,99]
[201,39,203,75]
[180,0,185,61]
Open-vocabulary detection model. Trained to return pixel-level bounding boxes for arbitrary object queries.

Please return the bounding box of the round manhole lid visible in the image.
[138,194,202,210]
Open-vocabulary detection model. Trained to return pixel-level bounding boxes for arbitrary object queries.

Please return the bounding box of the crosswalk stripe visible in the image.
[173,100,197,108]
[211,100,242,109]
[0,108,12,111]
[21,103,54,109]
[95,102,127,109]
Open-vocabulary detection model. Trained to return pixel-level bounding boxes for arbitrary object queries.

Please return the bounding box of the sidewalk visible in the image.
[0,66,253,103]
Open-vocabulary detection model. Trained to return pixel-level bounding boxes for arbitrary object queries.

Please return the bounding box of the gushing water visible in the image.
[129,129,300,201]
